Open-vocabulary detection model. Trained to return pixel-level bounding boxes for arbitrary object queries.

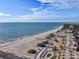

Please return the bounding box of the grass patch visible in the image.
[50,55,56,59]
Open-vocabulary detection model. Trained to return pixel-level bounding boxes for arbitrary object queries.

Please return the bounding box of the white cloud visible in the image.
[16,6,61,21]
[16,10,55,21]
[29,6,43,12]
[16,0,79,21]
[16,7,48,20]
[37,0,79,9]
[0,13,11,17]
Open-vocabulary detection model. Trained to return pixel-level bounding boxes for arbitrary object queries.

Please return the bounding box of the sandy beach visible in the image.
[0,26,63,59]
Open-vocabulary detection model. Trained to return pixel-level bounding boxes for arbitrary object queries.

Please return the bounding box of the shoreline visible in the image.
[0,25,63,58]
[0,25,63,46]
[0,25,61,43]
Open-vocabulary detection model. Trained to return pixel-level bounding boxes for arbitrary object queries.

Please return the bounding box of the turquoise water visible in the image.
[0,22,63,42]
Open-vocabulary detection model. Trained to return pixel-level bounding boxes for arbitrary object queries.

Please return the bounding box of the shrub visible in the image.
[42,41,48,44]
[46,36,51,39]
[48,33,55,38]
[27,49,37,54]
[37,43,45,47]
[47,54,52,57]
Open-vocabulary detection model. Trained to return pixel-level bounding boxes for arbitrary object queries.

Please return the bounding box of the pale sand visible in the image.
[0,26,63,58]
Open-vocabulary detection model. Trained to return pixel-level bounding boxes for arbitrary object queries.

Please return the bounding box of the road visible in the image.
[35,39,54,59]
[35,29,77,59]
[35,26,64,59]
[64,32,77,59]
[64,33,71,59]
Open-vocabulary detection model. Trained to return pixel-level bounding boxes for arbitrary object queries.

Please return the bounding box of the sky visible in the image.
[0,0,79,22]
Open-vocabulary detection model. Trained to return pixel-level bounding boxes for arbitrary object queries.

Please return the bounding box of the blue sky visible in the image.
[0,0,79,22]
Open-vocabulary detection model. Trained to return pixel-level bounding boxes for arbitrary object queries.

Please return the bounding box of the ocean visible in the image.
[0,22,63,43]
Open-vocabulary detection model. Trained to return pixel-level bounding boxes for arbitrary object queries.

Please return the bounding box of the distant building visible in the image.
[63,24,71,29]
[73,24,79,33]
[63,24,74,33]
[63,24,79,33]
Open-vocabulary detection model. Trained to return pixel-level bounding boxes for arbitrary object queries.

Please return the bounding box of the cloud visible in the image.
[37,0,79,9]
[16,7,52,20]
[16,9,56,21]
[16,6,64,21]
[0,13,11,17]
[16,0,79,22]
[17,14,52,20]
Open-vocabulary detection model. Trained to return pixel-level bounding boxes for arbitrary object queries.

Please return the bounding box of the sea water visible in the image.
[0,22,63,42]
